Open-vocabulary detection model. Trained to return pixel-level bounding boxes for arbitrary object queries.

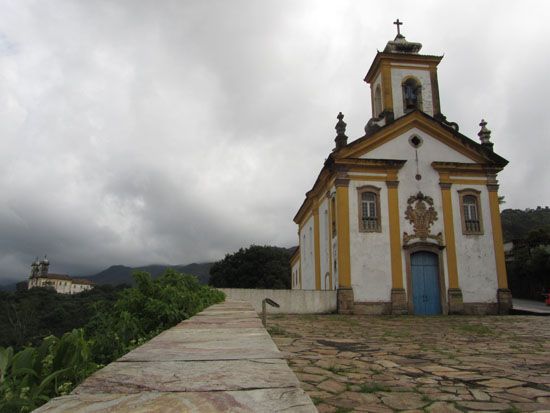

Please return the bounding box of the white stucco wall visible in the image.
[291,259,300,290]
[298,214,315,290]
[371,72,383,117]
[318,198,331,290]
[219,288,337,314]
[452,185,498,302]
[364,127,477,298]
[391,66,433,119]
[348,178,392,302]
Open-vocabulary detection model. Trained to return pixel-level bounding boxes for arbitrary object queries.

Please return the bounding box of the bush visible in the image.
[209,245,291,289]
[0,270,225,412]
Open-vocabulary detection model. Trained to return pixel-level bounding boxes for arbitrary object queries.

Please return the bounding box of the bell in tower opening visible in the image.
[402,77,422,111]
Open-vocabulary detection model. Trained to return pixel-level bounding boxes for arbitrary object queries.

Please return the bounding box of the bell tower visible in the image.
[364,20,443,131]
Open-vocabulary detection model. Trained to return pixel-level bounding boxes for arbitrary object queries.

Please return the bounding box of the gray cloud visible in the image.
[1,0,549,282]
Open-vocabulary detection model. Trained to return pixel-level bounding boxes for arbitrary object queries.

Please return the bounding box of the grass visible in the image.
[267,325,287,336]
[454,323,494,335]
[502,407,521,413]
[310,396,323,405]
[334,408,353,413]
[327,365,349,375]
[359,382,390,393]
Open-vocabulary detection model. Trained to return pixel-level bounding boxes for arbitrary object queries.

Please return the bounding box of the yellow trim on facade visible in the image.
[336,183,351,288]
[389,64,431,71]
[488,186,509,289]
[327,194,334,290]
[381,63,394,113]
[342,114,486,163]
[313,208,321,290]
[386,180,403,289]
[447,179,487,185]
[440,182,460,289]
[347,174,388,181]
[290,249,300,266]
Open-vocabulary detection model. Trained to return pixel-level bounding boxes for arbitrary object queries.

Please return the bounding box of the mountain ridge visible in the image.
[0,262,214,291]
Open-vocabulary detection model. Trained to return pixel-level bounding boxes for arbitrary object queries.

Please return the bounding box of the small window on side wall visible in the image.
[459,189,484,235]
[357,185,381,232]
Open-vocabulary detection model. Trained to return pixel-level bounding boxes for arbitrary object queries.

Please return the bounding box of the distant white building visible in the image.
[28,257,94,294]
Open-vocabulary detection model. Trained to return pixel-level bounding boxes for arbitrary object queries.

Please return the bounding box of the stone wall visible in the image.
[219,288,337,314]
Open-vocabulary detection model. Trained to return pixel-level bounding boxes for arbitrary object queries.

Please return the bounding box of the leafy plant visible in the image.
[1,270,225,412]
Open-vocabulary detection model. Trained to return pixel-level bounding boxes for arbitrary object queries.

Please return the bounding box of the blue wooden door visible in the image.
[411,252,441,315]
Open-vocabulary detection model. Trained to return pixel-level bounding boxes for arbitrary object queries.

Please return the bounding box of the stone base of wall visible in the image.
[497,288,513,314]
[391,288,408,315]
[462,302,499,315]
[353,302,391,315]
[337,288,354,314]
[448,288,464,314]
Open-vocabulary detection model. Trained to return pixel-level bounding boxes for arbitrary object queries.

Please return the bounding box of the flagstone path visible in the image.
[268,314,550,412]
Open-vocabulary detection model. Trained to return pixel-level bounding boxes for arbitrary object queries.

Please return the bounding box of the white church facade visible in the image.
[290,25,511,315]
[28,257,94,295]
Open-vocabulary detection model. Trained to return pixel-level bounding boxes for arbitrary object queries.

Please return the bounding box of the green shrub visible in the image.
[1,270,225,412]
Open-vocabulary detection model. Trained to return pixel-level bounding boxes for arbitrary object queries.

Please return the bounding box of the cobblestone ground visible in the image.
[268,314,550,413]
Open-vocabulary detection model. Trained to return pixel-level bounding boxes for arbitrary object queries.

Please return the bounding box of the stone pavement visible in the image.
[268,314,550,412]
[513,299,550,315]
[36,300,315,412]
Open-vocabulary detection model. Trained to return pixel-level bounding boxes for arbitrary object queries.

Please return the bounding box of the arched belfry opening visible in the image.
[402,77,422,112]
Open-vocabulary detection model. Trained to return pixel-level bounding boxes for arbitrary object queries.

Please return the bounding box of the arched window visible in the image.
[402,77,422,112]
[374,85,382,117]
[357,186,381,232]
[459,189,484,234]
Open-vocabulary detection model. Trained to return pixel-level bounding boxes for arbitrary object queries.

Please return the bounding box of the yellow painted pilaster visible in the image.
[381,63,394,113]
[386,179,403,289]
[327,194,334,290]
[439,178,460,289]
[336,179,351,288]
[313,207,321,290]
[487,183,508,289]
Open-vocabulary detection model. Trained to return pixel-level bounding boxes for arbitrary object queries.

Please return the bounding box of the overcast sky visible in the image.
[1,0,549,282]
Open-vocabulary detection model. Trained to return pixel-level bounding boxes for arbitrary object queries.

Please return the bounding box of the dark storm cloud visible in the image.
[1,0,549,281]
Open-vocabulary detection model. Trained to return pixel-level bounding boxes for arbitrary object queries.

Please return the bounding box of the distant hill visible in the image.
[501,207,550,242]
[85,262,214,286]
[0,262,214,291]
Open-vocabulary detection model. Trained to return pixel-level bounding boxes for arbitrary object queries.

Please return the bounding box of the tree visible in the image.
[209,245,291,289]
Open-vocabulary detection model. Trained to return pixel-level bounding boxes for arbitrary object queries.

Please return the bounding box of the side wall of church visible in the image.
[299,215,316,290]
[318,198,331,290]
[452,185,499,302]
[390,66,433,118]
[291,259,300,289]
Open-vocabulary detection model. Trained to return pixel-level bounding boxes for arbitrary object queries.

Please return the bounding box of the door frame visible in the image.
[404,242,448,315]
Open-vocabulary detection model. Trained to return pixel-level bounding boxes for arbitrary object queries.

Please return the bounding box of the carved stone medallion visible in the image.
[403,192,443,245]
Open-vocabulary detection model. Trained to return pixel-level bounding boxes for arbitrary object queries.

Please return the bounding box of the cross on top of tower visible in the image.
[393,19,403,36]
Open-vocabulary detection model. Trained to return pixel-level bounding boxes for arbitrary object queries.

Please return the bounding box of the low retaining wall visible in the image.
[219,288,337,314]
[36,300,315,412]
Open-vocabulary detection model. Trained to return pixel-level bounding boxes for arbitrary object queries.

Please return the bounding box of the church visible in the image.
[27,257,95,295]
[290,22,511,315]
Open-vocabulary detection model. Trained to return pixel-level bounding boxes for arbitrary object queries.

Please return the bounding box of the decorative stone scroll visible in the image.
[403,192,443,245]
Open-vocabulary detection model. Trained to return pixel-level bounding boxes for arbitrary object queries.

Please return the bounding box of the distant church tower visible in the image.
[291,21,511,315]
